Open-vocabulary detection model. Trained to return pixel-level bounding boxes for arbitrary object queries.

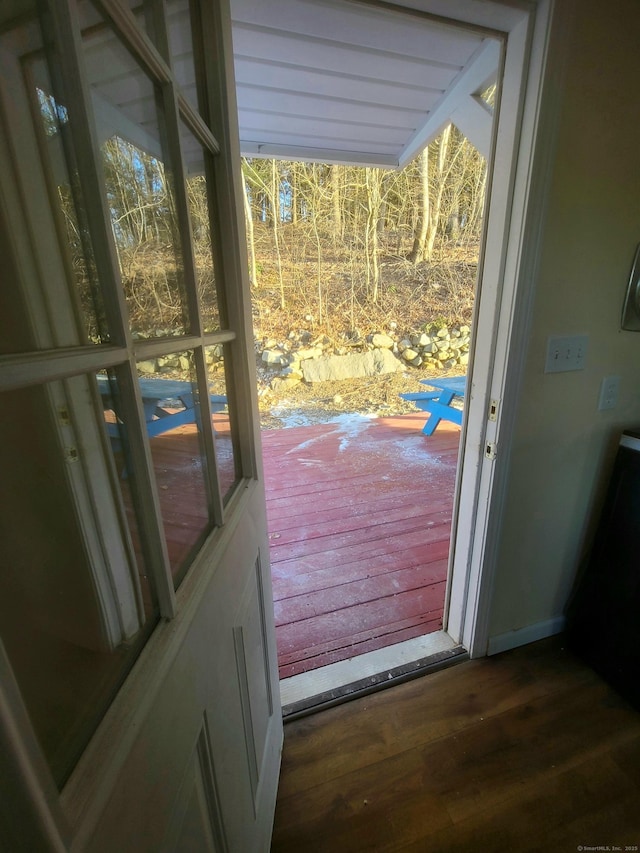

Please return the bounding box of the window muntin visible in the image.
[206,344,241,502]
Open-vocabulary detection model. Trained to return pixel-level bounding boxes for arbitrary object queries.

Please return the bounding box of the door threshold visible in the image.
[280,631,467,720]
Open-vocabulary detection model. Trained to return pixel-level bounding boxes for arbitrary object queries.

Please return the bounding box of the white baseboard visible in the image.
[487,616,566,656]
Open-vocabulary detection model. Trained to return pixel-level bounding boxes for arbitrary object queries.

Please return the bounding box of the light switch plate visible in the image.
[544,335,588,373]
[598,376,620,411]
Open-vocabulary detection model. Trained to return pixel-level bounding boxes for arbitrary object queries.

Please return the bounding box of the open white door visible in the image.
[0,0,281,850]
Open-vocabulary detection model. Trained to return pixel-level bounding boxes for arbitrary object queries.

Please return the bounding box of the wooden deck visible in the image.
[261,413,460,679]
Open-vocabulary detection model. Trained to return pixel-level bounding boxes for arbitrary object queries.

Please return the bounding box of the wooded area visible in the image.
[243,124,487,345]
[51,91,487,348]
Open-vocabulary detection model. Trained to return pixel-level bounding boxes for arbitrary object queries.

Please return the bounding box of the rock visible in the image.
[271,375,301,393]
[280,366,303,379]
[301,348,402,383]
[156,355,179,370]
[205,345,223,362]
[459,352,470,366]
[418,333,432,346]
[371,333,394,349]
[402,348,419,362]
[262,350,286,365]
[179,355,191,371]
[295,346,323,361]
[410,355,423,367]
[138,360,157,375]
[398,339,412,352]
[437,327,450,339]
[460,325,471,334]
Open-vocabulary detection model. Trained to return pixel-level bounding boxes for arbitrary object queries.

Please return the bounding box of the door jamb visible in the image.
[445,0,574,657]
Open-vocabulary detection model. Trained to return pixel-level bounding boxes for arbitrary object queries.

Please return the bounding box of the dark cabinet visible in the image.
[566,430,640,709]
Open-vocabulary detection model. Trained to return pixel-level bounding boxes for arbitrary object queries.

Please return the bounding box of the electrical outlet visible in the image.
[598,376,620,411]
[544,335,588,373]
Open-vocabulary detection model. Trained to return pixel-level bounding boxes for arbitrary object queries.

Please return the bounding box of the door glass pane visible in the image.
[96,369,158,615]
[180,119,220,332]
[81,5,191,338]
[28,62,109,345]
[165,0,200,112]
[206,345,240,502]
[0,7,108,351]
[137,352,212,579]
[0,378,158,788]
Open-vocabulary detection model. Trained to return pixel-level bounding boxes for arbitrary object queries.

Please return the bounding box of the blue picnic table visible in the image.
[400,375,466,435]
[97,375,227,441]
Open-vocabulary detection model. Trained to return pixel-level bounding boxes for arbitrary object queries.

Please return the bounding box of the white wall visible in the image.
[487,0,640,644]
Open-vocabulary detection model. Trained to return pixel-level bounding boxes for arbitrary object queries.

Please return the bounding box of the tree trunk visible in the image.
[365,168,381,302]
[270,160,285,308]
[425,124,452,259]
[331,164,341,247]
[408,146,429,264]
[242,173,257,286]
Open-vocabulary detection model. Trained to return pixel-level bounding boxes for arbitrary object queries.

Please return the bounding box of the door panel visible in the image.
[71,484,280,852]
[0,0,282,849]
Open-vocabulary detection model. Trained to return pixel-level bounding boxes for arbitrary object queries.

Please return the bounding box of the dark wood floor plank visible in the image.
[274,640,601,799]
[271,639,640,852]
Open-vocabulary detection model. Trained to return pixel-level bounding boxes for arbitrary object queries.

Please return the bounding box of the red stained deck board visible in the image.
[269,525,451,580]
[269,510,451,562]
[266,487,451,530]
[278,617,443,679]
[276,580,445,651]
[266,499,450,549]
[264,413,460,677]
[277,606,445,672]
[271,542,451,600]
[273,559,449,625]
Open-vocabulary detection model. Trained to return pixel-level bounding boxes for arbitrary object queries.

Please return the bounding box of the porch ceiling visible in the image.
[230,0,501,168]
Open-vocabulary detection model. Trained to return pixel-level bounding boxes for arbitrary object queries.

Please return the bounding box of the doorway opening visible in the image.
[244,110,495,697]
[231,0,555,704]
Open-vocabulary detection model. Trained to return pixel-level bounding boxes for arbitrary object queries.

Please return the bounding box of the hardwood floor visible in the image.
[262,414,460,678]
[271,637,640,852]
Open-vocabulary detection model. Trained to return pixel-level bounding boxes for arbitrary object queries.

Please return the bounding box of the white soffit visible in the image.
[230,0,502,168]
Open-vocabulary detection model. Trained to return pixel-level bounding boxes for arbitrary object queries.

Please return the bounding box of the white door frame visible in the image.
[440,0,574,656]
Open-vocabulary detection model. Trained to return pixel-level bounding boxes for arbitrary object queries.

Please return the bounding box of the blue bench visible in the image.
[400,376,466,435]
[97,376,227,441]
